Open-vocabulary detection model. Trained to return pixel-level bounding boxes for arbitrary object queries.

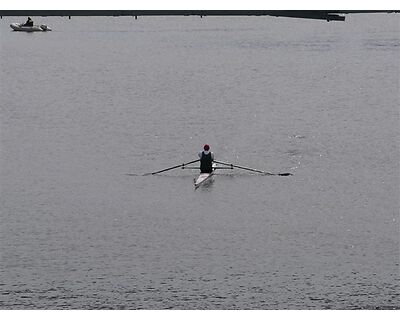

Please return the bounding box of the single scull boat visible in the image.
[142,158,292,189]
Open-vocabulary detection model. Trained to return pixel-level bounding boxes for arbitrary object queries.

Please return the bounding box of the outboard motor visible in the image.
[40,24,51,31]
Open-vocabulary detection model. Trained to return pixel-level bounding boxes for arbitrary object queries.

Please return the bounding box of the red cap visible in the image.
[204,144,210,151]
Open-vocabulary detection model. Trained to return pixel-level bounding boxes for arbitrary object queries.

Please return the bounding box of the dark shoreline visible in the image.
[2,10,397,21]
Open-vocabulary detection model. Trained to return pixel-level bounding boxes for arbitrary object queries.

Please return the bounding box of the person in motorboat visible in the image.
[24,17,34,26]
[198,144,214,173]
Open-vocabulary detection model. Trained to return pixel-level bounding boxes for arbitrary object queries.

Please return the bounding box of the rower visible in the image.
[24,17,33,26]
[198,144,214,173]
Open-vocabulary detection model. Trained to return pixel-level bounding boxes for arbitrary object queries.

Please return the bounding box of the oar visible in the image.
[145,159,200,175]
[214,160,292,176]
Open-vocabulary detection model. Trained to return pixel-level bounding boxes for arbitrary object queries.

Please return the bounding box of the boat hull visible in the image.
[194,163,216,189]
[194,172,214,188]
[10,23,51,32]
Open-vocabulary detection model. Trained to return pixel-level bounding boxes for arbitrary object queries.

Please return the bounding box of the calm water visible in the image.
[0,14,399,309]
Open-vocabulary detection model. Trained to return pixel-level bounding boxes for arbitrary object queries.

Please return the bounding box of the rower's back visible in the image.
[198,144,214,173]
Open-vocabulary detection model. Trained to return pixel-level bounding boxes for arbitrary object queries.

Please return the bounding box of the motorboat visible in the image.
[10,23,52,32]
